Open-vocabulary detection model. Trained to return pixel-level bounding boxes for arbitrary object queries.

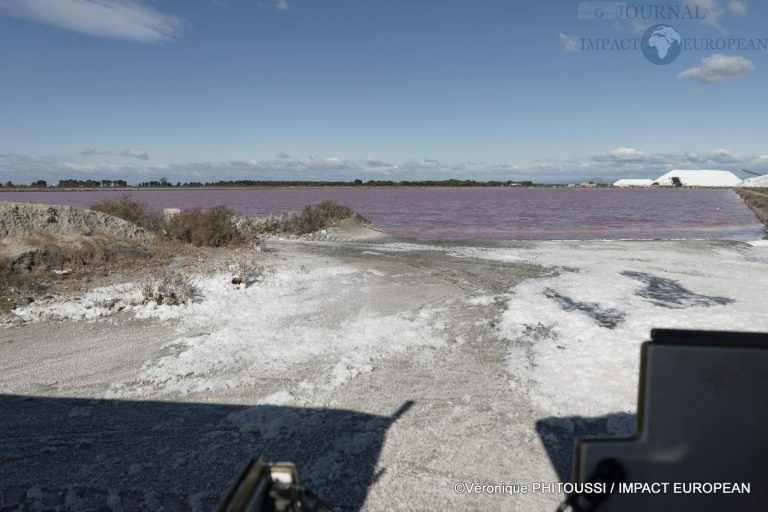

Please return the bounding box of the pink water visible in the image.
[1,188,764,241]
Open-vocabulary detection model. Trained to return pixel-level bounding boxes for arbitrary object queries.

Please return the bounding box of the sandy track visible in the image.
[266,239,561,510]
[2,234,767,510]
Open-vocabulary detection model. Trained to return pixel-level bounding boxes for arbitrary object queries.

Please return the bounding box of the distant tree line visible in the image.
[0,180,51,188]
[57,179,128,188]
[137,177,174,187]
[160,178,537,187]
[1,178,539,189]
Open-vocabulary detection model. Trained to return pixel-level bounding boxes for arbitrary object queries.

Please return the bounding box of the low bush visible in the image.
[91,195,164,231]
[90,198,365,243]
[165,206,248,247]
[91,198,251,247]
[291,200,364,234]
[227,256,265,287]
[142,271,201,306]
[0,260,37,313]
[0,249,75,313]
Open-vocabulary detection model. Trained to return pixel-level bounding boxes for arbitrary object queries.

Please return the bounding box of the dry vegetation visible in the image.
[0,233,190,314]
[94,195,254,247]
[1,197,364,314]
[20,231,151,269]
[736,188,768,225]
[165,206,249,247]
[141,271,201,306]
[292,200,366,234]
[91,196,164,232]
[91,196,365,242]
[0,262,50,313]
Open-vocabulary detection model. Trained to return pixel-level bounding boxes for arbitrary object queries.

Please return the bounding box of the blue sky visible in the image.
[0,0,766,184]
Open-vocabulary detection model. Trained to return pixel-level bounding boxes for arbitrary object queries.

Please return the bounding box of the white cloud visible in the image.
[709,148,739,162]
[680,0,747,30]
[610,148,648,160]
[728,0,747,15]
[81,148,149,161]
[123,148,149,161]
[559,32,579,53]
[413,157,441,168]
[587,147,760,178]
[3,148,767,185]
[592,148,665,166]
[617,17,652,34]
[0,0,186,43]
[683,0,726,30]
[678,54,754,83]
[275,0,289,11]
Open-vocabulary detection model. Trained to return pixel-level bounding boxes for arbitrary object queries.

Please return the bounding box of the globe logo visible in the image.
[594,7,605,19]
[641,25,682,65]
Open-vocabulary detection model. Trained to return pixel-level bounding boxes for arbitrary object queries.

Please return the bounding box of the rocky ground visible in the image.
[2,203,768,511]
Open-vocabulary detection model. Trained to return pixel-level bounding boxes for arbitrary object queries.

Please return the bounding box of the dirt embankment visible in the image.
[0,199,373,315]
[0,202,162,314]
[0,201,153,241]
[736,188,768,226]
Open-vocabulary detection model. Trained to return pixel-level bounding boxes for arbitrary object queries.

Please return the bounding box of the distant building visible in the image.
[652,170,742,187]
[613,178,654,187]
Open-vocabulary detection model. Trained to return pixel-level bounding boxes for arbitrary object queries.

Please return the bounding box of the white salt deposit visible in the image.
[444,241,768,417]
[104,264,447,396]
[12,238,768,426]
[13,283,144,322]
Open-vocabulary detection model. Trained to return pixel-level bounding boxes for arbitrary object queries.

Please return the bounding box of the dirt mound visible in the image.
[736,188,768,226]
[0,201,153,242]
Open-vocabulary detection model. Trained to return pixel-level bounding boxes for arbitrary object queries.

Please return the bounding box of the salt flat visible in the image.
[1,234,767,510]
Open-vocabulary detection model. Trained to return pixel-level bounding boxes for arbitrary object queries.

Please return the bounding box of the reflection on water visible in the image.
[0,188,763,241]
